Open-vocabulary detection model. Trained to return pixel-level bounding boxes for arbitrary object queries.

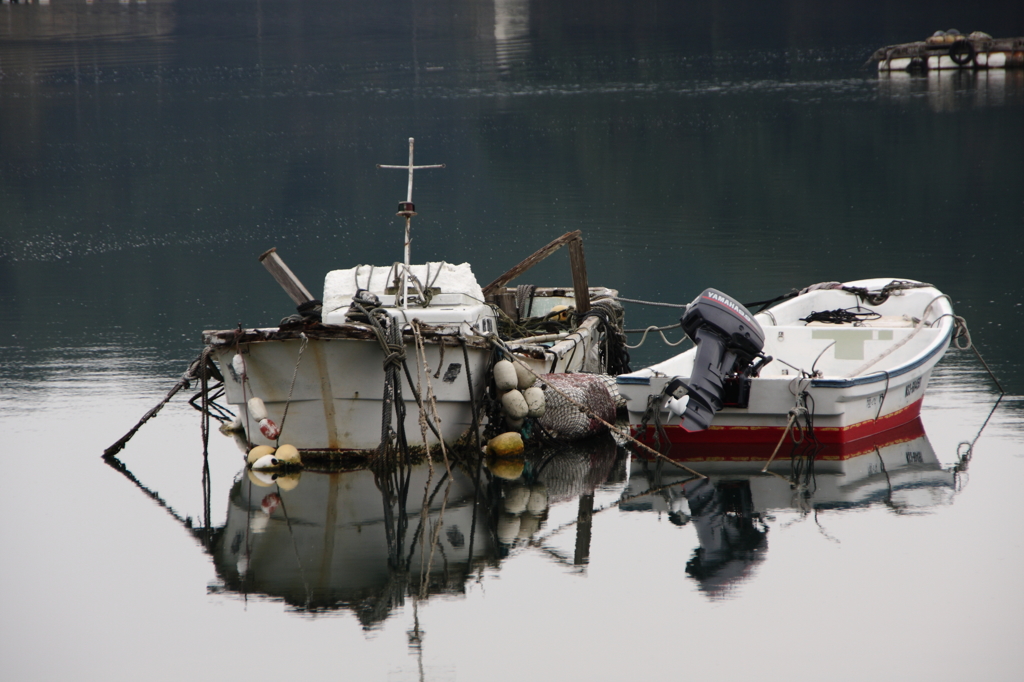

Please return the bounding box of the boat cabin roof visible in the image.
[322,261,486,326]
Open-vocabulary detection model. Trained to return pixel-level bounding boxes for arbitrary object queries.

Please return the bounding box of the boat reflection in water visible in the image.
[107,416,967,617]
[621,417,962,597]
[210,462,491,624]
[172,437,626,625]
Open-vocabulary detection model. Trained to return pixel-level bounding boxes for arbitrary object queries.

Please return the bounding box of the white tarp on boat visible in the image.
[322,262,485,313]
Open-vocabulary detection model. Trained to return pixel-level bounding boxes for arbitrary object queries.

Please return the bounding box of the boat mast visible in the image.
[377,138,445,309]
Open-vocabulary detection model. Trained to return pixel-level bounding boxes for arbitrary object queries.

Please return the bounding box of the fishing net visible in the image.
[536,373,623,441]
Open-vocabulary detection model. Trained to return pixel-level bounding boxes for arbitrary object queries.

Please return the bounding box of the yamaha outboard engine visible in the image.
[669,289,766,432]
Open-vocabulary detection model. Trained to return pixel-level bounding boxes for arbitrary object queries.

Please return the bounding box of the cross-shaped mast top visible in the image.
[376,138,445,310]
[377,137,445,208]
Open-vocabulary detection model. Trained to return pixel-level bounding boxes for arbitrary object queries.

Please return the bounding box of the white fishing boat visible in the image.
[202,139,626,454]
[617,278,956,452]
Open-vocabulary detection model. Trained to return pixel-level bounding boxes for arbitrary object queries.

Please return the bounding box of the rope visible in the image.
[612,295,688,309]
[801,307,880,325]
[352,300,410,460]
[276,333,309,440]
[459,337,485,449]
[761,412,798,473]
[198,345,218,457]
[944,314,1005,394]
[410,320,451,477]
[576,300,631,375]
[516,284,537,319]
[842,279,934,306]
[624,325,687,349]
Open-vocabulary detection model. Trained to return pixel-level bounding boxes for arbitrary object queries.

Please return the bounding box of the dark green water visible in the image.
[2,2,1023,680]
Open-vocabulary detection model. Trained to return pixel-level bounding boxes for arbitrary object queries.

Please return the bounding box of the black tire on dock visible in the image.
[949,41,975,66]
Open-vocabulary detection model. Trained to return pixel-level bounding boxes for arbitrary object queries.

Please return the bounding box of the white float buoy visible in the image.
[259,418,280,440]
[251,454,280,470]
[246,468,275,487]
[518,513,541,539]
[496,513,521,545]
[501,389,529,420]
[232,354,246,378]
[528,484,548,514]
[504,484,531,514]
[219,416,244,436]
[247,396,269,422]
[514,361,536,389]
[523,386,546,417]
[493,360,518,391]
[249,514,270,534]
[247,444,276,465]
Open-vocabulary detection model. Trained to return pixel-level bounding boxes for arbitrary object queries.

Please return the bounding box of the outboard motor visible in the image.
[668,289,766,432]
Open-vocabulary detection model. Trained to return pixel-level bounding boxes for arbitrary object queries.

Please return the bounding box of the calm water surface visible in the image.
[2,1,1024,680]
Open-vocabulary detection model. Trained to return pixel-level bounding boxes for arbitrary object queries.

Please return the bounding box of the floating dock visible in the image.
[870,31,1024,72]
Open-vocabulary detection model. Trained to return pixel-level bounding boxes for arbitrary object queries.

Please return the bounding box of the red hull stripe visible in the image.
[631,399,925,461]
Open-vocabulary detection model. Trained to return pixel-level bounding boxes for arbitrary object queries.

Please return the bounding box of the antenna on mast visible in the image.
[377,138,445,309]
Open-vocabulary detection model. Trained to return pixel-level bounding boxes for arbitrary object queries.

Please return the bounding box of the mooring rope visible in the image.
[942,313,1005,394]
[276,333,309,440]
[624,325,688,349]
[352,300,410,460]
[411,320,451,477]
[612,295,688,309]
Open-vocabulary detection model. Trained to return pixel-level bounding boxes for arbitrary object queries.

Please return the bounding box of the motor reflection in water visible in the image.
[621,416,967,598]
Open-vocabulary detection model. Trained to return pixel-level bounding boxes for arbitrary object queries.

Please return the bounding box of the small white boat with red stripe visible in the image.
[617,278,957,457]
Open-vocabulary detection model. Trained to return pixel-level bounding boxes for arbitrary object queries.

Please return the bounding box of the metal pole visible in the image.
[404,139,413,310]
[376,138,445,311]
[406,137,415,203]
[404,217,412,309]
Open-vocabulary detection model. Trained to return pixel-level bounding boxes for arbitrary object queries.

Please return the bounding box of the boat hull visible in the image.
[213,334,492,451]
[619,278,954,452]
[207,304,614,452]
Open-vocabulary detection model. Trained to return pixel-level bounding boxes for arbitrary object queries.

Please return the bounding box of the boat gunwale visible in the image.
[617,280,955,388]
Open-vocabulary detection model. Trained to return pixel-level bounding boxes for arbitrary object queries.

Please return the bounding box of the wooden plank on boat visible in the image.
[259,247,316,305]
[568,236,591,315]
[491,291,518,321]
[482,230,582,297]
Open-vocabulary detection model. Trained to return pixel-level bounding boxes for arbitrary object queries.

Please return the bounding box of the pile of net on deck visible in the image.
[534,373,625,441]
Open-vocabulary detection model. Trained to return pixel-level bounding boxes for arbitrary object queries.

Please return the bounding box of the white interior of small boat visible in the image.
[626,278,954,382]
